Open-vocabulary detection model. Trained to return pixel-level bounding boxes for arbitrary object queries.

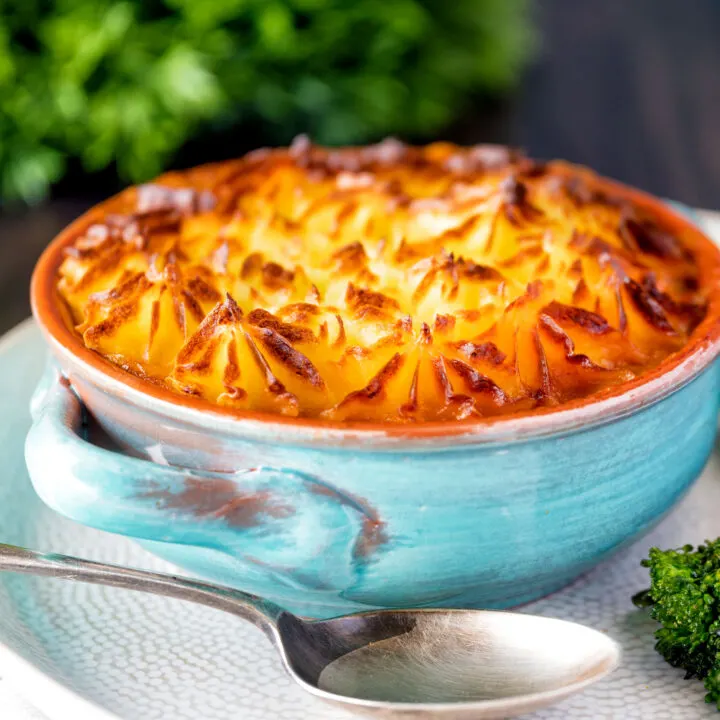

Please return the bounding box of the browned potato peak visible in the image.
[56,138,707,422]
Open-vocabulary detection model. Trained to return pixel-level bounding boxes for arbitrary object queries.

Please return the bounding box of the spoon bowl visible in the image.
[281,609,619,718]
[0,543,619,719]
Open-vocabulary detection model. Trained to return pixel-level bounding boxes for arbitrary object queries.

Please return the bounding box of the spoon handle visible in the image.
[0,543,283,631]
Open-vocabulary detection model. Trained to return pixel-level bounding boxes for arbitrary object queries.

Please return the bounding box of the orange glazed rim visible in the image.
[31,167,720,446]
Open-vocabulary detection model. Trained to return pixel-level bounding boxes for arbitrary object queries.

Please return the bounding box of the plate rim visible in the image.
[3,205,720,720]
[0,319,120,720]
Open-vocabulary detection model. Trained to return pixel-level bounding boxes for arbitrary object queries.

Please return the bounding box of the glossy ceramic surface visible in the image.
[25,354,720,618]
[4,319,720,719]
[25,202,720,617]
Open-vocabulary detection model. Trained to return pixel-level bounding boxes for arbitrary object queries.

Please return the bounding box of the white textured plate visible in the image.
[2,211,720,720]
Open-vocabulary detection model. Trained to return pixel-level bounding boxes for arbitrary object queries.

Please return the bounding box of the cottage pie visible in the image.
[55,139,709,422]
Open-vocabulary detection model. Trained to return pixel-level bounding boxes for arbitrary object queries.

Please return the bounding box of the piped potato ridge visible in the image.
[56,138,708,422]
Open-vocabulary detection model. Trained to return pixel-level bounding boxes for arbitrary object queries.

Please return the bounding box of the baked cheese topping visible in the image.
[56,138,707,422]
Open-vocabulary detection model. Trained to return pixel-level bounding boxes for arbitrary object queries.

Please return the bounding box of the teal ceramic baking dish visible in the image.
[25,180,720,618]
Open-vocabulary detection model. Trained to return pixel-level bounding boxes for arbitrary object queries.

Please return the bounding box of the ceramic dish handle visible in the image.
[25,363,382,592]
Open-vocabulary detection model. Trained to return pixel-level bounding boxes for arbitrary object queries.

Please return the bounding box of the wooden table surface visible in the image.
[2,0,719,336]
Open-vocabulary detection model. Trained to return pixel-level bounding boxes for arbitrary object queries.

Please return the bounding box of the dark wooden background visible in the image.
[2,0,720,335]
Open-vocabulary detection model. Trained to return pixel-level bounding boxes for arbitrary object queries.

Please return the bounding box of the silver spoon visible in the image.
[0,543,619,719]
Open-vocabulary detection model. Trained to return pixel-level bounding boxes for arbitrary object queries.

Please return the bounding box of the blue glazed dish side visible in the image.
[25,359,720,618]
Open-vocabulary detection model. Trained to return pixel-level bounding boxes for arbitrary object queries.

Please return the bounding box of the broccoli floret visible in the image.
[634,540,720,708]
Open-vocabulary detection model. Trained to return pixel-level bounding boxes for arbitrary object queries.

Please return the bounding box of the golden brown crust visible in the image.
[54,138,710,422]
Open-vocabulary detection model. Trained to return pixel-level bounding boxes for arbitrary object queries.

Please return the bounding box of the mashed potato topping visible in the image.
[56,138,707,422]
